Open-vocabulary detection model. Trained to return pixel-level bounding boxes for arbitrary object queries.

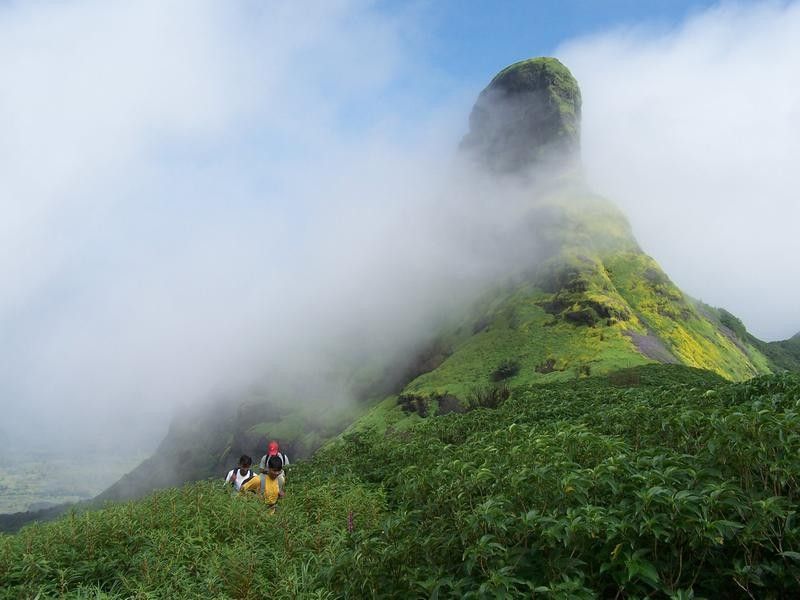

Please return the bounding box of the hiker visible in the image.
[240,455,285,510]
[224,455,255,491]
[259,440,287,486]
[259,440,289,476]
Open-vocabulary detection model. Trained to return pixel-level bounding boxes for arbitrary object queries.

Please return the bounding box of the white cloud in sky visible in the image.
[0,0,431,451]
[559,0,800,341]
[0,0,520,454]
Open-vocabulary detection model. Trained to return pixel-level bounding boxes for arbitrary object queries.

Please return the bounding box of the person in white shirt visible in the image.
[224,455,255,491]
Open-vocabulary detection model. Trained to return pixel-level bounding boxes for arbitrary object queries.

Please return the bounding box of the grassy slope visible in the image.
[763,333,800,371]
[712,308,800,372]
[606,251,771,379]
[3,366,800,598]
[402,191,773,408]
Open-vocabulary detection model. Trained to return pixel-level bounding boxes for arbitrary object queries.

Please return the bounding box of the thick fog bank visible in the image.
[0,0,567,456]
[560,1,800,341]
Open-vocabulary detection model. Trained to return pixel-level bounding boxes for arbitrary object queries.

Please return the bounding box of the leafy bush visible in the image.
[467,383,511,410]
[397,394,429,417]
[435,394,465,416]
[535,357,559,373]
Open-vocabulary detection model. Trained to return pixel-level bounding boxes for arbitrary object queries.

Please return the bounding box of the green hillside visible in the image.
[375,57,779,424]
[3,366,800,598]
[712,310,800,373]
[395,191,773,407]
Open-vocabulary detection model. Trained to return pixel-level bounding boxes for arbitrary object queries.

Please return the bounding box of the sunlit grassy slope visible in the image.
[3,366,800,598]
[401,187,773,407]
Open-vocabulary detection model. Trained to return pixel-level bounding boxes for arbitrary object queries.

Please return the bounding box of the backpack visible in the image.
[261,452,287,470]
[240,470,255,487]
[228,468,254,489]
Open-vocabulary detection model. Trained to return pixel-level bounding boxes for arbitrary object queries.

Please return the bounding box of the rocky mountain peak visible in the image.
[462,57,581,174]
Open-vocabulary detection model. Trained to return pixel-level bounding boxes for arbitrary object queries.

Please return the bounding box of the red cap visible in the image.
[267,440,279,456]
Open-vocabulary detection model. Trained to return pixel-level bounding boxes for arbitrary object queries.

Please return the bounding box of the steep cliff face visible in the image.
[461,57,581,173]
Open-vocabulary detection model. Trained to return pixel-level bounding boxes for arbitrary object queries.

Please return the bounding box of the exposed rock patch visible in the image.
[624,330,679,364]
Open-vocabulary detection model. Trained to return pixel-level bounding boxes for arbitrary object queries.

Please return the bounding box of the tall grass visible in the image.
[0,473,383,598]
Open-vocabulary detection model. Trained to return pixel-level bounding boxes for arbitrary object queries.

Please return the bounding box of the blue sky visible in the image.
[423,0,720,82]
[335,0,730,135]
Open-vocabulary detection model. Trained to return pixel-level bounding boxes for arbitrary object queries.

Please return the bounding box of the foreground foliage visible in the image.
[2,366,800,598]
[0,475,384,598]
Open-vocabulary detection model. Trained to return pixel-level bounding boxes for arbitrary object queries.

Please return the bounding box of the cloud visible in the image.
[0,0,539,454]
[558,0,800,341]
[0,0,424,450]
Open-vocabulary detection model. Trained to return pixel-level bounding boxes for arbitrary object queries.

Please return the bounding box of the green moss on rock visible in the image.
[462,57,582,173]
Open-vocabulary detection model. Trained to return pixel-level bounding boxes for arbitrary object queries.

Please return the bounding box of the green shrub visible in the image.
[397,394,429,417]
[467,383,511,410]
[607,366,641,386]
[490,359,520,382]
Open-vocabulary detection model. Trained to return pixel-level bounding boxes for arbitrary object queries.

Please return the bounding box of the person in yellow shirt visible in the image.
[240,455,285,510]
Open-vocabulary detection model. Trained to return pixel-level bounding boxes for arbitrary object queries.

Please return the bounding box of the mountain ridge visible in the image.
[86,58,796,505]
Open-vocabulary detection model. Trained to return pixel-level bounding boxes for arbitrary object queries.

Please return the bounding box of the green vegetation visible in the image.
[489,56,582,139]
[0,476,384,599]
[714,308,800,373]
[3,365,800,598]
[397,192,775,407]
[463,57,582,172]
